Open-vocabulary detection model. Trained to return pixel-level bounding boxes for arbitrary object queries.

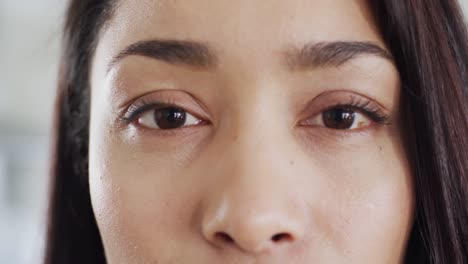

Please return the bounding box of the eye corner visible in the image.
[113,113,135,131]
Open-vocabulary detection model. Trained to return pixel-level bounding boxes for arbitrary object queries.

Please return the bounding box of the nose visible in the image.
[202,197,305,254]
[201,136,307,255]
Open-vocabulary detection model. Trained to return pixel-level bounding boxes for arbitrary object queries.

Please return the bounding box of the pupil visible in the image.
[154,107,186,129]
[323,108,355,129]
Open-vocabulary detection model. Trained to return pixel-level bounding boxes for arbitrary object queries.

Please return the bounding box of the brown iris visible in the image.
[153,107,187,129]
[322,108,356,129]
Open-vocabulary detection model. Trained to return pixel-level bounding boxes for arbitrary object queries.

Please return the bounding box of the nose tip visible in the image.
[203,211,304,254]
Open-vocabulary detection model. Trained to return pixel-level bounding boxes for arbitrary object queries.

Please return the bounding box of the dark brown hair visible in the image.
[45,1,468,263]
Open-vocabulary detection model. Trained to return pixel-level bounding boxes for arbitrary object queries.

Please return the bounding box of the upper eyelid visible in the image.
[118,89,212,117]
[321,101,382,116]
[316,90,390,112]
[124,101,172,119]
[305,95,381,114]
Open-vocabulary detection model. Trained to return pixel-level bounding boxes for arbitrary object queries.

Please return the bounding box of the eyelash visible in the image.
[118,98,181,127]
[117,96,390,129]
[321,97,390,125]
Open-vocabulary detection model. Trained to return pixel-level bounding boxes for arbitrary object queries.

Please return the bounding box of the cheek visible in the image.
[336,178,413,260]
[317,137,414,261]
[88,131,201,262]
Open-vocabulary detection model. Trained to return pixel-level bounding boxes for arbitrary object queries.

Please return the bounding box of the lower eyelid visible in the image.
[135,122,211,140]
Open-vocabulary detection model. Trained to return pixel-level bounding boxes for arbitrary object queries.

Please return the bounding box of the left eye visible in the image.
[137,107,202,129]
[303,107,372,130]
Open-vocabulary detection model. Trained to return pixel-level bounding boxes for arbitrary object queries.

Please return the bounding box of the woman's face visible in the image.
[89,0,414,263]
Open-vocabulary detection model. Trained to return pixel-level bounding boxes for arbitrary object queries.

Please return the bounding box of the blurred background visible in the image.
[0,1,467,263]
[1,1,64,263]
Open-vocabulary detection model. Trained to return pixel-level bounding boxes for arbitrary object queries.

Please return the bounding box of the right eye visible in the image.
[137,107,203,129]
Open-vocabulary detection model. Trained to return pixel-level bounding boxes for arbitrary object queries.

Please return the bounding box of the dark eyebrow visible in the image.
[108,39,217,72]
[108,39,393,73]
[285,41,394,70]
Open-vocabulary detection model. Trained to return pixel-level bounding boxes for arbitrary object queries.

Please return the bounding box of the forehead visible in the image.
[101,0,384,57]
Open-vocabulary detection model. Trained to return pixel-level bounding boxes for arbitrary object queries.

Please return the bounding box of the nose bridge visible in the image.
[226,93,288,168]
[217,108,292,204]
[223,72,289,143]
[201,119,307,254]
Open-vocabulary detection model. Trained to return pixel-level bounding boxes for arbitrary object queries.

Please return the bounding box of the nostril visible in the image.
[215,232,235,243]
[271,233,293,243]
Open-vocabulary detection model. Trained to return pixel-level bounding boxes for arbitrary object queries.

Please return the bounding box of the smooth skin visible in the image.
[89,0,414,263]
